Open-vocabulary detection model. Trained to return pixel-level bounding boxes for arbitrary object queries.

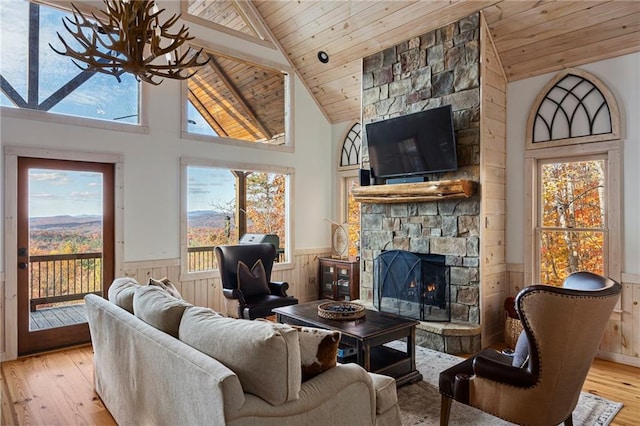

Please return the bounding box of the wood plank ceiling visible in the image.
[247,0,640,124]
[188,1,640,125]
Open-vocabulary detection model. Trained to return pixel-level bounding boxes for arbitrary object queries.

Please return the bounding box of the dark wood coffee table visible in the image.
[273,300,423,386]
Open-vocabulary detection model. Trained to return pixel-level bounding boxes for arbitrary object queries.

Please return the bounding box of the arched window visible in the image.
[527,69,619,149]
[338,122,362,258]
[524,68,622,287]
[339,122,362,168]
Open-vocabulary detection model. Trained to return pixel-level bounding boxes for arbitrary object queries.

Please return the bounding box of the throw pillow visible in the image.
[148,277,182,299]
[133,285,192,338]
[294,326,341,381]
[512,330,530,368]
[237,259,270,297]
[107,277,140,313]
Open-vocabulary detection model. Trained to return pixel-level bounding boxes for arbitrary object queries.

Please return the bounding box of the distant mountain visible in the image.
[30,215,102,230]
[188,210,231,229]
[29,212,230,230]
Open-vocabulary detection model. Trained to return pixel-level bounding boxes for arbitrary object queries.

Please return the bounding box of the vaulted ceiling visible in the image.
[192,1,640,125]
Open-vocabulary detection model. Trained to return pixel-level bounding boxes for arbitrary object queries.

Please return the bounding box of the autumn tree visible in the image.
[347,178,361,257]
[246,172,286,248]
[539,159,605,286]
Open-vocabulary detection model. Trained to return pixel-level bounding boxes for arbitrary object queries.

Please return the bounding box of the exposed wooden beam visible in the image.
[206,54,273,140]
[187,85,228,137]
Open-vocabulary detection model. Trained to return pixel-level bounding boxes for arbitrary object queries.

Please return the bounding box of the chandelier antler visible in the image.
[49,0,210,85]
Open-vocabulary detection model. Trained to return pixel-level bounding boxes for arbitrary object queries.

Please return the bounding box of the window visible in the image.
[338,123,362,258]
[537,157,606,286]
[344,176,361,258]
[183,45,292,148]
[525,68,622,286]
[182,160,291,274]
[0,1,140,124]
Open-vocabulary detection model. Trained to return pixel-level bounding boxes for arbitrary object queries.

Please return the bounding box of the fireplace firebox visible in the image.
[373,250,450,322]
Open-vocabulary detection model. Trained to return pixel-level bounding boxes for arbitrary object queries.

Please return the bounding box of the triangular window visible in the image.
[186,50,289,146]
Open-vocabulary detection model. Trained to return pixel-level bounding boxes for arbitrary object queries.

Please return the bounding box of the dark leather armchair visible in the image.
[215,243,298,319]
[439,271,621,426]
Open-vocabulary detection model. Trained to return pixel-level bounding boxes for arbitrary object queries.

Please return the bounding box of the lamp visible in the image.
[49,0,209,85]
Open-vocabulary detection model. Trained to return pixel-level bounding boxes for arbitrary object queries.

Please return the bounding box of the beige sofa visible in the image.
[85,278,401,425]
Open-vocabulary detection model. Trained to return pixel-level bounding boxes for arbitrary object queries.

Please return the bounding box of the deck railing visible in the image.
[29,253,102,311]
[188,246,217,271]
[186,246,284,272]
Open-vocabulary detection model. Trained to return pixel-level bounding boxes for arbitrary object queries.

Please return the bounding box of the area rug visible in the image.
[392,342,623,425]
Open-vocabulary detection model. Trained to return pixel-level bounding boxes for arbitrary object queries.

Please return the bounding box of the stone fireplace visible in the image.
[356,12,507,354]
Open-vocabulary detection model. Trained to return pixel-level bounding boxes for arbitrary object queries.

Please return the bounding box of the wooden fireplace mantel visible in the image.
[352,179,476,203]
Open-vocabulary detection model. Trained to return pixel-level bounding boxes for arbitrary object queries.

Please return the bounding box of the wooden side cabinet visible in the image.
[318,257,360,301]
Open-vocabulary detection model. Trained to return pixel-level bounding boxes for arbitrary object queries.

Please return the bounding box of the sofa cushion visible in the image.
[237,259,270,297]
[133,285,192,338]
[148,277,182,299]
[369,372,398,414]
[107,277,140,313]
[179,307,301,406]
[293,326,340,381]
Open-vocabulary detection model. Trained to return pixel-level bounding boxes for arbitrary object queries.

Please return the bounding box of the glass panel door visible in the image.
[17,157,114,355]
[336,267,351,300]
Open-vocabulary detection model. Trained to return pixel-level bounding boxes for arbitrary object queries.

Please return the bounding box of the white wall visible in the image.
[506,52,640,274]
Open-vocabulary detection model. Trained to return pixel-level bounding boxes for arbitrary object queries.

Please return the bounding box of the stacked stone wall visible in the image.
[360,14,481,326]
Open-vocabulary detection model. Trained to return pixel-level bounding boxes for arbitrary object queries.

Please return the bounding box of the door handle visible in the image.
[18,262,28,270]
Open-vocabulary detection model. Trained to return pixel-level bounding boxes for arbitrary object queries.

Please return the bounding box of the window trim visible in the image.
[179,156,295,280]
[525,68,620,150]
[3,145,125,360]
[180,38,294,153]
[524,140,622,286]
[0,103,149,135]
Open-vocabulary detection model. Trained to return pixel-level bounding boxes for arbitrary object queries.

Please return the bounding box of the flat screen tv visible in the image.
[366,105,457,180]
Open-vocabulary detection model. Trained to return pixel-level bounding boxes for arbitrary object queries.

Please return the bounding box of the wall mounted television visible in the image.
[366,105,457,181]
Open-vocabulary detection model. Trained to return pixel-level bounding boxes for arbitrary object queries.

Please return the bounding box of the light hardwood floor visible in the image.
[2,344,639,425]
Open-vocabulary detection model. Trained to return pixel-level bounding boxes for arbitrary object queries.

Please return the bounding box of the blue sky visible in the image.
[0,0,138,122]
[29,169,103,217]
[28,166,238,218]
[187,166,236,213]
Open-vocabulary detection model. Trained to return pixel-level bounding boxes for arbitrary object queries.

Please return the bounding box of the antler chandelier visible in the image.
[50,0,209,85]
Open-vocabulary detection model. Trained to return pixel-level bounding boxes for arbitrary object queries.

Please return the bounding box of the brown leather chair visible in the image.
[439,271,621,426]
[215,243,298,319]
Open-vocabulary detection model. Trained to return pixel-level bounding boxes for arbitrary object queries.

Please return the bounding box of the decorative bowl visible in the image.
[318,301,365,321]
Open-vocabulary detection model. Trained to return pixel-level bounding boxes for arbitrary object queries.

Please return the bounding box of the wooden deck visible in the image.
[30,304,87,331]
